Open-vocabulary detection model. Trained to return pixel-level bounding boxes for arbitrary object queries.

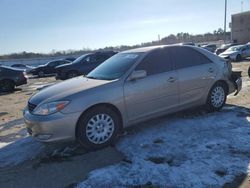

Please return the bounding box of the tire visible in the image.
[67,71,78,79]
[206,83,227,112]
[76,106,122,150]
[38,71,45,77]
[236,54,242,62]
[0,80,15,92]
[248,66,250,78]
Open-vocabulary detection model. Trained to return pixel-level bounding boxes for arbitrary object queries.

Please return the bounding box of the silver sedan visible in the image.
[23,45,242,149]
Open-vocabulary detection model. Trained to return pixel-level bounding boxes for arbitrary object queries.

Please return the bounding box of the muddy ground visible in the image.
[0,60,250,188]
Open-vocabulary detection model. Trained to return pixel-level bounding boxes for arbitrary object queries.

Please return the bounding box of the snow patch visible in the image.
[0,137,44,168]
[79,109,250,187]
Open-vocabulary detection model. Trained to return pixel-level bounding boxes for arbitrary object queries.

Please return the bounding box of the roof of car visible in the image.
[121,44,200,53]
[121,45,166,53]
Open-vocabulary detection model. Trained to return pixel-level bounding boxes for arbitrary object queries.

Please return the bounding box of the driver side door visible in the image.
[123,49,179,123]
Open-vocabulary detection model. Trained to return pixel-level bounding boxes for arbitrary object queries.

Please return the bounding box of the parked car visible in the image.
[55,51,117,80]
[201,44,217,53]
[219,44,250,61]
[0,66,27,92]
[30,60,70,77]
[24,45,242,149]
[11,64,35,73]
[215,43,238,55]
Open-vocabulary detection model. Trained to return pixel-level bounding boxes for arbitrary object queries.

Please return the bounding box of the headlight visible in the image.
[33,101,69,115]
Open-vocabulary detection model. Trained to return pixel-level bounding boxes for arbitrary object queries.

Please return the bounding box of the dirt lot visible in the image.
[0,60,250,187]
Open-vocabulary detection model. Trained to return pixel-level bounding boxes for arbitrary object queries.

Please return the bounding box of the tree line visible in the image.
[0,28,230,60]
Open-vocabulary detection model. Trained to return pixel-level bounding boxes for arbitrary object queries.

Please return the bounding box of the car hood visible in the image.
[220,51,238,56]
[29,76,112,105]
[2,66,24,72]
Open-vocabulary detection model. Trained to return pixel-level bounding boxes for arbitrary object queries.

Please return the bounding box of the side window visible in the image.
[135,49,172,76]
[59,61,68,65]
[96,54,109,63]
[171,47,212,70]
[48,61,57,67]
[85,55,97,63]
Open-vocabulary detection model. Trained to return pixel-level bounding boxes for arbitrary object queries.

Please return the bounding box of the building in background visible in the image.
[231,11,250,44]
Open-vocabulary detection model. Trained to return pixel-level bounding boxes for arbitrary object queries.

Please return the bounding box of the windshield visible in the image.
[72,54,90,64]
[226,46,243,52]
[86,53,143,80]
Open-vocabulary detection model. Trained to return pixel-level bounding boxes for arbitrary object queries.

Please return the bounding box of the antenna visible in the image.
[241,1,243,12]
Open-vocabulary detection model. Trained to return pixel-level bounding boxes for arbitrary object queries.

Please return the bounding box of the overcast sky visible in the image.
[0,0,249,55]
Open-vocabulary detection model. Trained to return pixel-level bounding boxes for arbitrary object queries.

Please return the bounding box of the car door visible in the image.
[170,46,217,107]
[47,61,58,74]
[243,45,250,57]
[79,55,99,74]
[124,48,179,122]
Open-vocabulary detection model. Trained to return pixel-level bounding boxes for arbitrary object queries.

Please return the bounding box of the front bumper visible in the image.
[23,108,80,142]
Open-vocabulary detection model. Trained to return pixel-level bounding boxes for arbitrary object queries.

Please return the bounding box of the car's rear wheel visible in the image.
[67,71,78,79]
[206,83,227,112]
[0,80,15,92]
[38,71,45,77]
[76,106,121,150]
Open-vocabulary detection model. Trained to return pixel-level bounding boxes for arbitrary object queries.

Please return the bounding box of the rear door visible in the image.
[124,48,179,122]
[170,46,216,107]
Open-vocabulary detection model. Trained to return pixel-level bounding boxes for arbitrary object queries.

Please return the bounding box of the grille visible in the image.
[28,102,37,112]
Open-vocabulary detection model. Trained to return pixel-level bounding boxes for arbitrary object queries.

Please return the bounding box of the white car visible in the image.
[219,44,250,61]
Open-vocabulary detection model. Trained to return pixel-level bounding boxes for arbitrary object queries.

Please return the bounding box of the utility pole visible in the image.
[158,34,161,44]
[241,1,243,12]
[224,0,227,42]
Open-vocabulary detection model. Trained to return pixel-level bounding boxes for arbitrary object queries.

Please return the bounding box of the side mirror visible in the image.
[128,70,147,81]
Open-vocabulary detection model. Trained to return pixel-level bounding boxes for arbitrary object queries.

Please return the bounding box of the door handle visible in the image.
[208,68,214,73]
[167,77,176,83]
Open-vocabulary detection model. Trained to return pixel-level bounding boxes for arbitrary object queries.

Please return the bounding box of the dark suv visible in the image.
[0,66,27,92]
[55,51,117,80]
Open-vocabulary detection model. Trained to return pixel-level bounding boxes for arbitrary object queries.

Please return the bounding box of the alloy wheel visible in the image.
[85,114,115,144]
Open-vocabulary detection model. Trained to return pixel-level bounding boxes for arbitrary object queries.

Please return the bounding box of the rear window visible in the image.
[170,47,212,69]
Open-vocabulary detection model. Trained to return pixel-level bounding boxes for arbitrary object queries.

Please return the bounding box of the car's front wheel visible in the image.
[76,106,121,150]
[206,83,227,112]
[0,80,15,92]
